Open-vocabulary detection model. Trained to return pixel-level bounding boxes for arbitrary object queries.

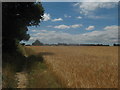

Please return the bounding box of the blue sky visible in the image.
[23,2,118,45]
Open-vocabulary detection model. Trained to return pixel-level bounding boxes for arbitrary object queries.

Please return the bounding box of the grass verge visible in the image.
[3,45,62,88]
[27,60,61,88]
[25,46,61,88]
[2,63,18,88]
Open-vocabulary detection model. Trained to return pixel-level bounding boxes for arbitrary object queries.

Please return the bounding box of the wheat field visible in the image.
[27,46,118,88]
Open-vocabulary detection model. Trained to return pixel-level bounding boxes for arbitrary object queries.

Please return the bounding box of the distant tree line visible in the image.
[20,40,119,46]
[21,40,120,46]
[41,43,110,46]
[113,44,120,46]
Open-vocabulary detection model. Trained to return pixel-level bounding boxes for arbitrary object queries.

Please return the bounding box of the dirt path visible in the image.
[16,72,28,88]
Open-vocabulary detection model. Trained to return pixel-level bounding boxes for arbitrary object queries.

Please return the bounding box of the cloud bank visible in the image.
[73,2,117,18]
[50,24,83,29]
[28,25,118,45]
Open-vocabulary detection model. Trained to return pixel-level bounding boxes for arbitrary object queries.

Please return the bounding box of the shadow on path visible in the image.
[2,51,47,72]
[2,48,56,88]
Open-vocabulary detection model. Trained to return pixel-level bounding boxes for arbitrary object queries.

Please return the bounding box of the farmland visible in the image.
[27,46,118,88]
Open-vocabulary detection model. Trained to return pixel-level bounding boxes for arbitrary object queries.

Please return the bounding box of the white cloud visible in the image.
[73,3,80,6]
[87,15,105,19]
[86,26,95,30]
[104,25,118,30]
[54,25,70,29]
[76,16,82,19]
[42,13,63,22]
[54,24,83,29]
[71,24,83,28]
[80,0,119,2]
[31,30,37,32]
[73,2,117,18]
[28,25,118,45]
[64,14,71,18]
[40,30,48,32]
[43,13,51,21]
[52,18,63,22]
[77,2,117,15]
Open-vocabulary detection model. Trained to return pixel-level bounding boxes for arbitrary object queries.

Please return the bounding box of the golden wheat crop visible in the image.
[27,46,118,88]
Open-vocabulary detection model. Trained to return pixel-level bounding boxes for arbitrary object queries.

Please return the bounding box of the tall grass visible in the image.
[2,63,18,88]
[17,45,35,57]
[29,46,118,88]
[25,46,61,88]
[2,45,27,88]
[27,61,61,88]
[3,45,61,88]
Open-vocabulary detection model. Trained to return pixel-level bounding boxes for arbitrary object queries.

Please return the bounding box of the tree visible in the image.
[32,40,43,46]
[2,2,44,53]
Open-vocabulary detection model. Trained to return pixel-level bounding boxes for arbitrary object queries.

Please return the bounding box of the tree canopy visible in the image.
[32,40,43,46]
[2,2,44,53]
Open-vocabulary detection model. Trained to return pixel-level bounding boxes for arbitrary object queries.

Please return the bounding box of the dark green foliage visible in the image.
[32,39,43,46]
[2,52,27,72]
[2,2,44,53]
[21,43,25,46]
[113,43,120,46]
[2,47,45,88]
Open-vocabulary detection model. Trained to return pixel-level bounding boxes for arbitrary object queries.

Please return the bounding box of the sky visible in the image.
[22,2,119,45]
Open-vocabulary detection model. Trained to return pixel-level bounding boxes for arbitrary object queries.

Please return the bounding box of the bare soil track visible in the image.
[16,71,28,88]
